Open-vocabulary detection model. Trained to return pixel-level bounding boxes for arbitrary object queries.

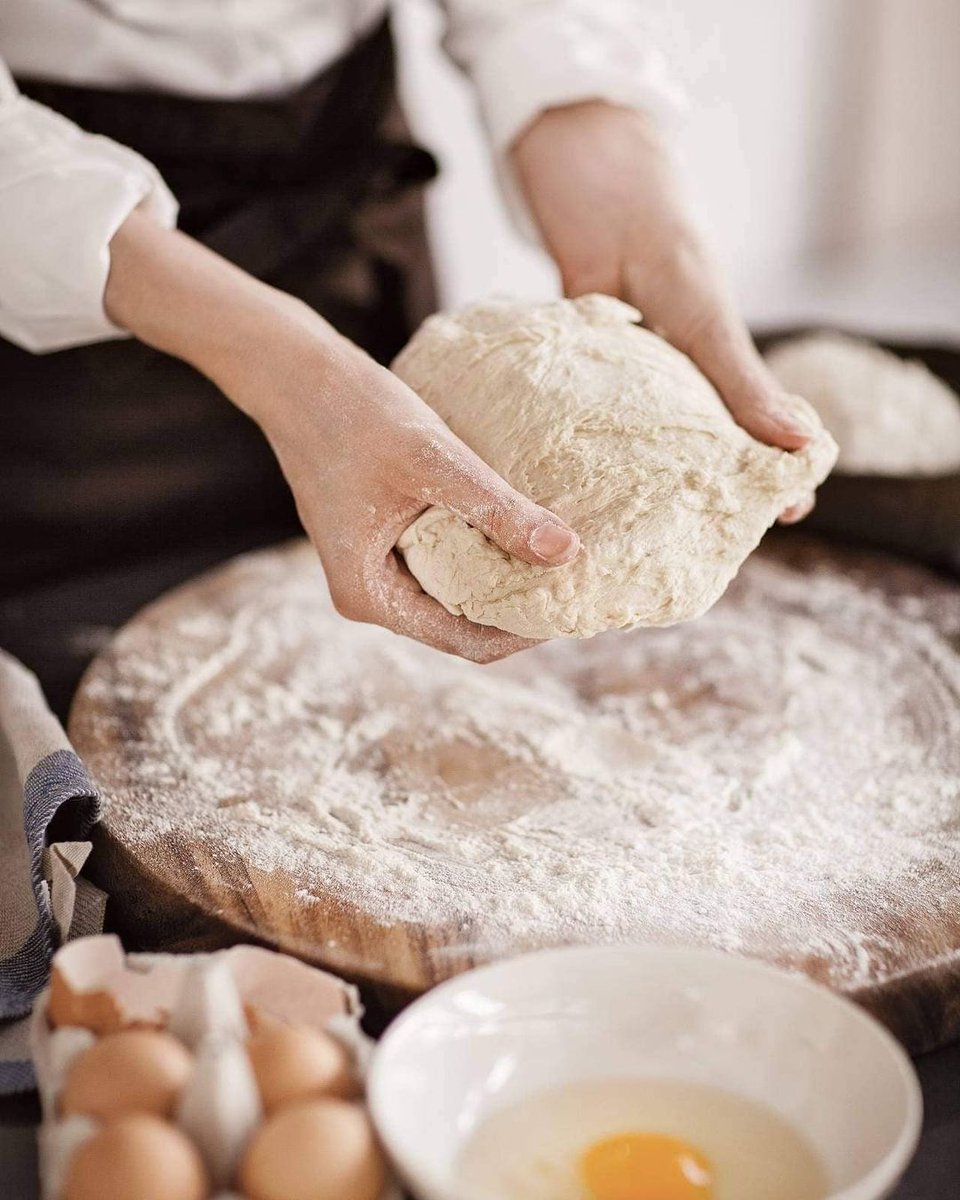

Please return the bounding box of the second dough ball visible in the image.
[765,331,960,477]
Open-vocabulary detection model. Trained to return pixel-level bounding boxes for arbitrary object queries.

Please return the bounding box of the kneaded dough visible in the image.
[395,295,837,640]
[765,331,960,477]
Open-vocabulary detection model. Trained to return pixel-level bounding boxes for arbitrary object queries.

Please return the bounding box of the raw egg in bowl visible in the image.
[368,946,921,1200]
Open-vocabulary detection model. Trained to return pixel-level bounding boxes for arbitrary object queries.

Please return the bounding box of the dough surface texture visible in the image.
[395,295,837,640]
[765,331,960,477]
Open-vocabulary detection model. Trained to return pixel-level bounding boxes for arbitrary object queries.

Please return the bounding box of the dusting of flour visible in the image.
[72,538,960,995]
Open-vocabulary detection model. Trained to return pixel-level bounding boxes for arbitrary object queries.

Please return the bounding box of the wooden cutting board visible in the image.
[69,534,960,1053]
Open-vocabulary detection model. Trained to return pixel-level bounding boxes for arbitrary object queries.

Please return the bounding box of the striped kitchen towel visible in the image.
[0,650,104,1093]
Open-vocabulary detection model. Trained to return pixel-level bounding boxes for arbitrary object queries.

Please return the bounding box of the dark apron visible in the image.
[0,17,437,715]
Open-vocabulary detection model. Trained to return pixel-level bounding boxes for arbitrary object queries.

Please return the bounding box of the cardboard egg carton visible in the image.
[30,935,402,1200]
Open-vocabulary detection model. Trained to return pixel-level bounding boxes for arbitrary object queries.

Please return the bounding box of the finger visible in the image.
[778,492,816,525]
[623,256,820,452]
[366,554,539,663]
[720,374,822,453]
[678,316,819,452]
[413,436,581,568]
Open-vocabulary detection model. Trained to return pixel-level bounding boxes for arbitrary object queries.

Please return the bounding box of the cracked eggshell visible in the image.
[224,945,360,1028]
[46,938,361,1042]
[46,937,125,1034]
[46,935,180,1033]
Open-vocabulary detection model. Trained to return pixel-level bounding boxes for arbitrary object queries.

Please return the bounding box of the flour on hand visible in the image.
[394,295,837,640]
[765,331,960,477]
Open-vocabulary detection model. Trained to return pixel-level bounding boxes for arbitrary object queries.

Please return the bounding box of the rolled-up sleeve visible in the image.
[440,0,687,154]
[0,61,178,353]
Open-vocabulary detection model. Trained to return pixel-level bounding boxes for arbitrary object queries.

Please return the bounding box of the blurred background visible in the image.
[397,0,960,340]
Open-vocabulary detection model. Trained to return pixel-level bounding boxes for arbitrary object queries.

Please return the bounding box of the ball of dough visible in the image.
[64,1114,208,1200]
[247,1024,357,1112]
[60,1029,193,1120]
[394,295,837,639]
[765,331,960,477]
[239,1099,385,1200]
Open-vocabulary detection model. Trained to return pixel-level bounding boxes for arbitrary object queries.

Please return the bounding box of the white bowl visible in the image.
[368,945,922,1200]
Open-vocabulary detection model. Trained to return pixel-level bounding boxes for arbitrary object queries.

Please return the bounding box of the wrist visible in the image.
[232,317,368,436]
[105,207,353,425]
[513,100,662,166]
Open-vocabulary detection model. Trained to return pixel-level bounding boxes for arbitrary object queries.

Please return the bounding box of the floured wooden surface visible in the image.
[70,536,960,1051]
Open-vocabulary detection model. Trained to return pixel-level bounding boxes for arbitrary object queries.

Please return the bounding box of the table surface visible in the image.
[3,1038,959,1199]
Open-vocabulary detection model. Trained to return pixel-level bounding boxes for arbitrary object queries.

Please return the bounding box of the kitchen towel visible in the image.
[0,649,103,1093]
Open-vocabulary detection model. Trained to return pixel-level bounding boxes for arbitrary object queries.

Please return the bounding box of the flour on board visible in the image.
[75,538,960,994]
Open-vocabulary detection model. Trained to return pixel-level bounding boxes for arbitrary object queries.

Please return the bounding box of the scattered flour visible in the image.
[72,538,960,996]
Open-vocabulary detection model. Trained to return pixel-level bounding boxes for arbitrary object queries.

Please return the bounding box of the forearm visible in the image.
[104,208,352,426]
[102,208,578,665]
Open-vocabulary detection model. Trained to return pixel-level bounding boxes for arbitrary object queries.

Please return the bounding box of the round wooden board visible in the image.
[69,535,960,1051]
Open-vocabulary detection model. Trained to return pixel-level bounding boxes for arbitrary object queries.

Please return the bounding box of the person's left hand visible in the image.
[512,100,820,524]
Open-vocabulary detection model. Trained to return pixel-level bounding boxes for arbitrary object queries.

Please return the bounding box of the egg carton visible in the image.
[30,934,403,1200]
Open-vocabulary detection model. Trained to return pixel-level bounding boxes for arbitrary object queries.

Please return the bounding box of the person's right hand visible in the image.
[105,209,580,662]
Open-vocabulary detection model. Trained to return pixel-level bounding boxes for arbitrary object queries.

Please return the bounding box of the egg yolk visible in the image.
[579,1132,713,1200]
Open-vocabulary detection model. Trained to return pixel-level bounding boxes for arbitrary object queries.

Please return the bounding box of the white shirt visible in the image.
[0,0,683,353]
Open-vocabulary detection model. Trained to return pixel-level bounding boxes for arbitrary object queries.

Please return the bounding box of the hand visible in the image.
[512,101,820,523]
[249,335,582,662]
[106,209,580,661]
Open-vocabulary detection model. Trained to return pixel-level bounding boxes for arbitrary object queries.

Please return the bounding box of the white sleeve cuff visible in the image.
[452,4,688,157]
[0,93,178,354]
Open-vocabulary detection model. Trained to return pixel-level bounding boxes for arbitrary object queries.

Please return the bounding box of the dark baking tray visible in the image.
[754,329,960,580]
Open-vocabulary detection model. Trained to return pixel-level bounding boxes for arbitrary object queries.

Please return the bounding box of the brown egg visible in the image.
[244,1002,284,1037]
[239,1099,385,1200]
[247,1024,357,1112]
[61,1029,193,1120]
[64,1114,209,1200]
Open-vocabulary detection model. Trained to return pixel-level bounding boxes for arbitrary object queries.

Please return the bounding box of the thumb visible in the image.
[624,248,820,452]
[672,312,819,452]
[709,356,821,453]
[417,441,581,567]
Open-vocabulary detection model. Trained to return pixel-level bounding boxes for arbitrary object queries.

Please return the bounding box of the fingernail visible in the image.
[777,399,820,438]
[530,522,580,563]
[780,415,817,440]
